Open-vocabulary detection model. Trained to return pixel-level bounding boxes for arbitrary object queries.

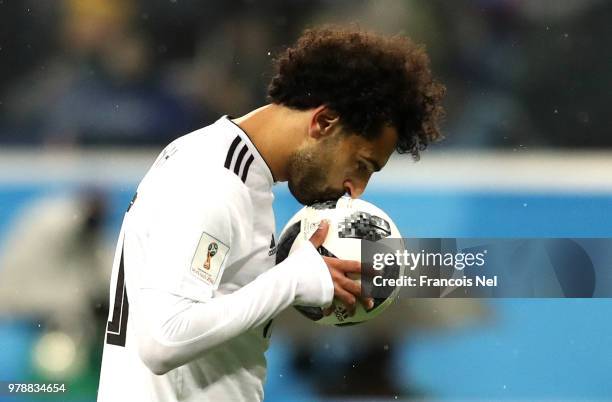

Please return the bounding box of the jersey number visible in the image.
[106,245,130,347]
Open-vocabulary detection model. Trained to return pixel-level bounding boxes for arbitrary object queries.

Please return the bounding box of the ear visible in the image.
[308,106,340,139]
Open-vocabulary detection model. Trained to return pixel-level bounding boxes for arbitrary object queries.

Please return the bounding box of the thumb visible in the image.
[309,220,329,248]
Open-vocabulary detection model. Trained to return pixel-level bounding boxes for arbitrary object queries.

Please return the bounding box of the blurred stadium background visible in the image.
[0,0,611,401]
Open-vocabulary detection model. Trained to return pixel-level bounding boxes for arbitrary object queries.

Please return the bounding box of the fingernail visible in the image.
[368,299,374,309]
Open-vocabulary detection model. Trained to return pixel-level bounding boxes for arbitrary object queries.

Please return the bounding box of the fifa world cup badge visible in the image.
[204,242,219,270]
[191,233,229,287]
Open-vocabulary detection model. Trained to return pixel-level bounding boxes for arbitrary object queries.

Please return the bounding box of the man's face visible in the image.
[287,125,398,205]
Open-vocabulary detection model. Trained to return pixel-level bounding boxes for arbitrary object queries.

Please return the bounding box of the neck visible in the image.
[232,104,308,182]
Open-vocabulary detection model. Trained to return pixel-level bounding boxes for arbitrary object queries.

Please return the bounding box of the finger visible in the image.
[325,258,361,274]
[334,286,357,316]
[309,220,329,248]
[334,274,361,297]
[360,297,374,311]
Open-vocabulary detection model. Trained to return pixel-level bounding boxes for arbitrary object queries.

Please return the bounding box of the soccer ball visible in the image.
[276,196,404,326]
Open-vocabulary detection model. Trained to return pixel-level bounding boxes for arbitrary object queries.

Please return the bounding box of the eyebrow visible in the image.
[363,156,382,172]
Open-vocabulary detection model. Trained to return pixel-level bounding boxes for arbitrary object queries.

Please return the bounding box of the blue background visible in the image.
[1,184,611,401]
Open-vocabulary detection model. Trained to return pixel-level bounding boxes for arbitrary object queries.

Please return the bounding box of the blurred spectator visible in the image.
[1,0,610,149]
[1,0,196,145]
[0,190,112,379]
[165,2,316,119]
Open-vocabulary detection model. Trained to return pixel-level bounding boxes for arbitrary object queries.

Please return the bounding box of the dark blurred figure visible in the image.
[277,297,489,399]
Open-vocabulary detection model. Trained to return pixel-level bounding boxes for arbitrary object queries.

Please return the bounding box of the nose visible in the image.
[343,180,365,199]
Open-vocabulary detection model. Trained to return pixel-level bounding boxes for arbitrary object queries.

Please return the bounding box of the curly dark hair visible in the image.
[267,26,445,159]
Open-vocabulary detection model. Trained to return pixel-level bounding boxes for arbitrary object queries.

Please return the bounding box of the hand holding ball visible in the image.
[276,196,404,326]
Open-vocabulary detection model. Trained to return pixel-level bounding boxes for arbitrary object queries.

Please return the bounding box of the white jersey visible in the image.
[97,116,333,402]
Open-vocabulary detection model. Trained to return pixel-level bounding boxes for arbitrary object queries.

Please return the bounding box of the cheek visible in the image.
[326,162,352,183]
[338,158,359,177]
[314,141,356,186]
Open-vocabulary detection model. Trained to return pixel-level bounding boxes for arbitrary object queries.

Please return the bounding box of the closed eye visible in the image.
[357,160,369,173]
[362,156,382,173]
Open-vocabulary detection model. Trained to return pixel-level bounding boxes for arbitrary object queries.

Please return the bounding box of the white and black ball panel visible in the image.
[276,196,404,326]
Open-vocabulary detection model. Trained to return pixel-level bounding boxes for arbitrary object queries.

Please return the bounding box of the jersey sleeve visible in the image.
[125,163,252,302]
[135,239,333,375]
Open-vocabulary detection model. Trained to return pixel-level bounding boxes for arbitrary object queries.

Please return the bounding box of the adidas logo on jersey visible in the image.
[268,234,277,256]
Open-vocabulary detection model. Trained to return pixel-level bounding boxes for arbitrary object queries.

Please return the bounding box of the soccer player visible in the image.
[97,27,444,401]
